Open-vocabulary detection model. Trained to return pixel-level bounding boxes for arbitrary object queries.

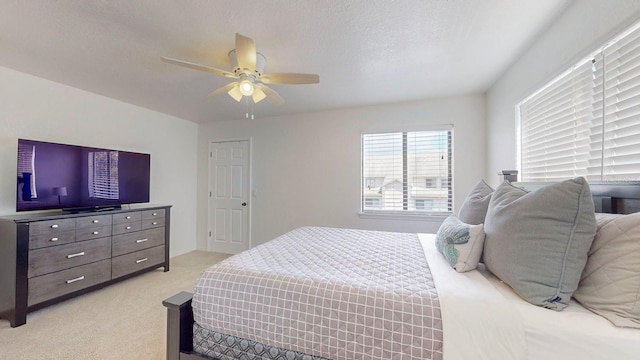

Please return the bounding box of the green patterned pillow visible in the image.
[435,215,485,272]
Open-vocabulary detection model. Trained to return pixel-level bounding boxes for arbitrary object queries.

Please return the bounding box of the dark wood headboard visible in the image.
[514,182,640,214]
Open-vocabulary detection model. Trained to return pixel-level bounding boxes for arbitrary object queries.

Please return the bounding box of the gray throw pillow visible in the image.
[483,177,596,310]
[458,180,494,225]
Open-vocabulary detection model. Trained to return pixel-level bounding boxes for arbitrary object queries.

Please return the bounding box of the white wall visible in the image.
[486,0,640,187]
[196,94,485,249]
[0,66,198,256]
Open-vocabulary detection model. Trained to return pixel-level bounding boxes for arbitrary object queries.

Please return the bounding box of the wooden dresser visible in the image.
[0,205,171,327]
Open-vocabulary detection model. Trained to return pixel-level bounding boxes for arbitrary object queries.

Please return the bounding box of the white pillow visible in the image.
[435,215,485,272]
[574,212,640,328]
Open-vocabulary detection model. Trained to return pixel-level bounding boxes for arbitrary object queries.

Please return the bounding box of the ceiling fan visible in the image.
[161,33,319,105]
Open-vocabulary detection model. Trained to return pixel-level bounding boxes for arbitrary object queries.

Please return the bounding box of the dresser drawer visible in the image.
[112,227,165,257]
[76,214,112,229]
[112,211,141,224]
[141,217,165,230]
[28,237,112,278]
[29,218,76,236]
[112,221,142,235]
[29,230,76,250]
[28,259,111,306]
[141,209,165,220]
[76,225,112,241]
[112,245,165,279]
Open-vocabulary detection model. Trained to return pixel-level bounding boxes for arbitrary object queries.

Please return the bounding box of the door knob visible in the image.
[242,202,247,206]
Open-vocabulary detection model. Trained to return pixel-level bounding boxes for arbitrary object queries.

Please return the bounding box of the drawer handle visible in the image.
[92,231,100,235]
[152,221,158,225]
[135,258,148,264]
[125,226,132,230]
[66,251,85,259]
[66,276,85,284]
[152,212,158,216]
[50,237,59,242]
[136,238,148,244]
[125,216,131,220]
[92,220,100,223]
[51,224,59,229]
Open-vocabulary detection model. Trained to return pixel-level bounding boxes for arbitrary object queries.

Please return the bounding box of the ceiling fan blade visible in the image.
[260,73,319,84]
[161,56,236,78]
[256,84,284,105]
[208,82,238,97]
[227,84,243,102]
[251,87,267,103]
[235,33,256,73]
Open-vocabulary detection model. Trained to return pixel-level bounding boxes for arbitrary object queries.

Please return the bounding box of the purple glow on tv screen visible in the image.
[17,139,150,212]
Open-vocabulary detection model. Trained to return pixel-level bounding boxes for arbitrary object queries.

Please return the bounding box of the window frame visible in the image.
[359,127,453,218]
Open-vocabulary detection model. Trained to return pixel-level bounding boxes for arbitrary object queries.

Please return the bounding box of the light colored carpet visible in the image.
[0,250,230,360]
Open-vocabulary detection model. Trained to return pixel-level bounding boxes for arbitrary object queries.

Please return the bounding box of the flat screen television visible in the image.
[16,139,150,212]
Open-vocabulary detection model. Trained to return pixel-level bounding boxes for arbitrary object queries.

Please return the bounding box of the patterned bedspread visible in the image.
[193,227,443,360]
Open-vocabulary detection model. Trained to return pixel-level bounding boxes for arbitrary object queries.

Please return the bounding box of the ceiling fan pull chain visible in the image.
[243,96,255,120]
[245,96,249,119]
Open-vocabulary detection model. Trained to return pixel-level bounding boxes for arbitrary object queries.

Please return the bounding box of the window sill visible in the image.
[358,211,450,222]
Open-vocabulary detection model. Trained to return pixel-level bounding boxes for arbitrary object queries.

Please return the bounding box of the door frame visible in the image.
[207,137,252,252]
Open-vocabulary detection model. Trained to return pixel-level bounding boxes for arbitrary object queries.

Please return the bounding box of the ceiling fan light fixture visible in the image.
[163,33,319,109]
[227,85,243,102]
[252,87,267,103]
[239,79,254,96]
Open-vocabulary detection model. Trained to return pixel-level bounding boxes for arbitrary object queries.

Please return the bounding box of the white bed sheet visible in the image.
[485,268,640,360]
[419,234,527,360]
[419,233,640,360]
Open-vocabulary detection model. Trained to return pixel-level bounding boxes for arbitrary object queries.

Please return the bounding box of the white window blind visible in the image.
[361,129,452,214]
[599,26,640,180]
[519,59,593,181]
[88,151,120,199]
[519,22,640,182]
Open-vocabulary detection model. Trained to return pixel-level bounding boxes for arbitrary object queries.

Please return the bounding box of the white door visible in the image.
[208,140,250,254]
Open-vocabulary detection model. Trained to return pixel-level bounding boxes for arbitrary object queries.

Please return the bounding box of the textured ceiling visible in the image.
[0,0,572,123]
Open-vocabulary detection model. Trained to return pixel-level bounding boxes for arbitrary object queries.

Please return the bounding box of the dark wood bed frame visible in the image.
[163,291,205,360]
[163,182,640,360]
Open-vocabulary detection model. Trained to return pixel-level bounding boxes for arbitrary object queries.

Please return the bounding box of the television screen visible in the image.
[16,139,150,212]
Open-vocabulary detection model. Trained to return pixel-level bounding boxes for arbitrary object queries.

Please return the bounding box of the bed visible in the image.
[164,180,640,360]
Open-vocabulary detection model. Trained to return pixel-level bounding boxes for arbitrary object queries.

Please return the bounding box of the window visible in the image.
[414,199,433,210]
[88,151,120,199]
[17,143,37,199]
[518,22,640,182]
[424,178,437,188]
[364,198,381,208]
[361,129,452,214]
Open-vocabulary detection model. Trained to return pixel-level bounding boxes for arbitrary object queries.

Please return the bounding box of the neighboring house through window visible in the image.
[361,129,452,215]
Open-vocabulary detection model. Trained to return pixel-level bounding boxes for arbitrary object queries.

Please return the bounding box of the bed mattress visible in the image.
[193,226,443,360]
